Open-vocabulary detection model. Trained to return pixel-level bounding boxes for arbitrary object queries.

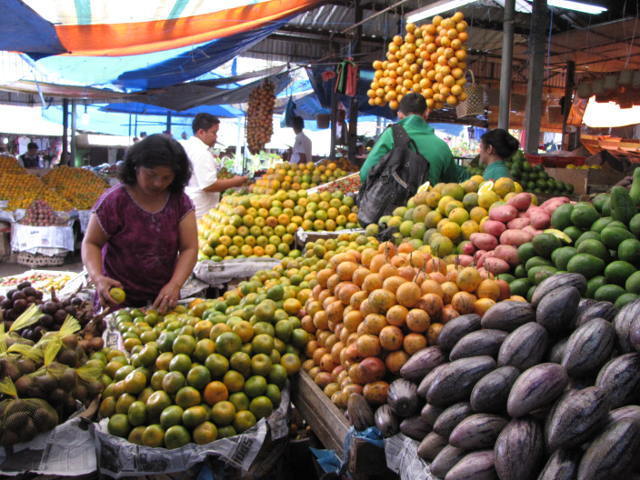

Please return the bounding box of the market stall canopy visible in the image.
[99,103,244,118]
[0,0,322,57]
[0,0,320,91]
[130,71,293,110]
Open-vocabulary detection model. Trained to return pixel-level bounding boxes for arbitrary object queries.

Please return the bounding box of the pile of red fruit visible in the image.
[317,174,361,195]
[20,200,67,226]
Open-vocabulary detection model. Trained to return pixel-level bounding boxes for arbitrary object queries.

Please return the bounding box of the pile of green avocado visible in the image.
[501,168,640,308]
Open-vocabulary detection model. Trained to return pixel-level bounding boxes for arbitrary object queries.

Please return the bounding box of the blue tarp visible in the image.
[32,17,291,92]
[0,0,65,57]
[114,19,289,91]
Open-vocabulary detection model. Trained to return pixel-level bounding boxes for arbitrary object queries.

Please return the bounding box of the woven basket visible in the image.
[456,70,485,118]
[16,251,66,267]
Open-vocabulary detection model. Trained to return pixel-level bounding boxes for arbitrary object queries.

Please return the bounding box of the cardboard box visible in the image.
[545,166,625,196]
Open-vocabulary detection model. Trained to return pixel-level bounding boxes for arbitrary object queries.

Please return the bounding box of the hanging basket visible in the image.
[456,70,485,118]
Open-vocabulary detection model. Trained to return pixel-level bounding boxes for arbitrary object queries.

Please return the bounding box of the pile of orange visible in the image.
[43,166,108,210]
[0,171,73,211]
[251,161,350,194]
[368,11,469,110]
[299,241,523,408]
[197,189,359,261]
[101,272,311,448]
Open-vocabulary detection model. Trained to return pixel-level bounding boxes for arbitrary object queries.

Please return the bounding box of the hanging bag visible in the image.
[280,96,297,128]
[356,124,430,226]
[456,70,485,118]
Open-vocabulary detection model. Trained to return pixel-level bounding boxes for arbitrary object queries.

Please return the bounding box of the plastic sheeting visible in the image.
[33,19,291,91]
[129,71,292,110]
[3,0,322,57]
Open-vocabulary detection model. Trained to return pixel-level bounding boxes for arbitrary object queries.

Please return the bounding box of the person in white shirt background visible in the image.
[181,113,247,218]
[290,116,312,164]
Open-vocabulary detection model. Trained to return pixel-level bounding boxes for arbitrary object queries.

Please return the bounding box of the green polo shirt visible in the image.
[359,115,468,186]
[483,161,512,181]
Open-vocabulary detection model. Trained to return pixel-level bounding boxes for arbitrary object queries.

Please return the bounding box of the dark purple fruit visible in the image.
[40,314,54,328]
[12,299,27,313]
[33,326,45,339]
[64,305,77,317]
[6,289,17,300]
[17,281,31,290]
[42,301,58,315]
[22,287,37,297]
[11,292,25,301]
[1,299,11,309]
[54,309,67,323]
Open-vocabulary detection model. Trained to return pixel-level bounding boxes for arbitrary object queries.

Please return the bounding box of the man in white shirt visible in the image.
[290,116,312,164]
[182,114,247,218]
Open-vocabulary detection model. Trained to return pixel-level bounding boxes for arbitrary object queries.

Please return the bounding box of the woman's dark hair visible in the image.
[119,134,192,193]
[481,129,520,160]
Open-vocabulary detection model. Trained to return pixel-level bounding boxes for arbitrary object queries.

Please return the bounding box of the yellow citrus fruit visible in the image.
[440,221,461,240]
[223,370,246,393]
[193,421,218,445]
[493,177,515,197]
[142,424,165,447]
[164,425,191,449]
[460,220,479,239]
[109,287,126,304]
[478,191,500,209]
[160,405,184,429]
[447,207,469,225]
[469,206,487,223]
[249,396,274,420]
[175,386,201,409]
[107,413,131,438]
[210,400,236,426]
[233,410,257,433]
[182,405,209,429]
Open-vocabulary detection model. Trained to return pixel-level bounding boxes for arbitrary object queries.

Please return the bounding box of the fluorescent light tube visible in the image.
[406,0,476,24]
[547,0,607,14]
[493,0,533,14]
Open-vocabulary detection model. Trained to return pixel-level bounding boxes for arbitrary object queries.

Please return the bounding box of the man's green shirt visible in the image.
[360,115,469,186]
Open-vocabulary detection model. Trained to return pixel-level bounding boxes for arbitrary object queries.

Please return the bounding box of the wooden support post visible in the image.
[347,0,363,163]
[62,99,69,156]
[166,112,172,134]
[498,0,515,129]
[524,0,548,153]
[561,60,576,150]
[70,100,77,167]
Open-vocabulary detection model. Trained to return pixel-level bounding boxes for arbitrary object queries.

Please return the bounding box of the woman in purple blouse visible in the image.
[82,134,198,313]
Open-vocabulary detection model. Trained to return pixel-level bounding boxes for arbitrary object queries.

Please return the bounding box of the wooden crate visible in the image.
[292,371,396,479]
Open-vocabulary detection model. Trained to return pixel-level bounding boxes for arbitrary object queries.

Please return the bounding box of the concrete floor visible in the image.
[0,253,85,277]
